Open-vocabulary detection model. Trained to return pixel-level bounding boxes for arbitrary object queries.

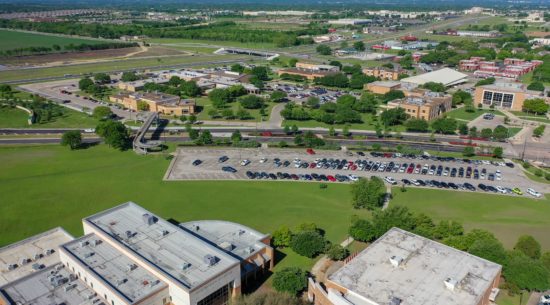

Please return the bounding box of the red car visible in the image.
[407,164,415,174]
[327,175,336,182]
[309,162,317,169]
[306,148,316,155]
[351,165,357,171]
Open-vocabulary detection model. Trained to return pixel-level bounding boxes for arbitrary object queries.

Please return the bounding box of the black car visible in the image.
[450,168,457,177]
[486,185,498,192]
[440,182,449,188]
[478,183,487,191]
[464,183,476,191]
[417,179,426,186]
[283,161,291,167]
[357,151,365,156]
[246,171,255,179]
[505,162,515,168]
[448,182,458,189]
[218,156,229,163]
[222,166,237,173]
[192,159,202,166]
[401,179,411,185]
[276,172,284,179]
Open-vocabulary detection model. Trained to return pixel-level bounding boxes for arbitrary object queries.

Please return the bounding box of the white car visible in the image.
[527,188,542,198]
[540,295,550,304]
[84,128,95,133]
[410,179,421,186]
[259,158,268,163]
[240,159,250,166]
[495,186,507,194]
[384,177,397,185]
[348,174,359,182]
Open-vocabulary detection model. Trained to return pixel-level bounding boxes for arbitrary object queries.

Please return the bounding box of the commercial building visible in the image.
[0,203,273,305]
[387,91,452,120]
[364,81,402,94]
[117,78,169,93]
[400,68,468,87]
[328,19,372,26]
[459,57,544,80]
[110,92,195,116]
[362,67,402,81]
[308,228,502,305]
[277,62,340,80]
[456,30,501,38]
[474,82,549,111]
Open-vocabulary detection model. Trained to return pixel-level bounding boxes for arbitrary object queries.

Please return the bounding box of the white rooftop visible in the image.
[401,68,468,86]
[84,202,239,290]
[180,220,270,261]
[328,228,502,305]
[61,234,167,304]
[0,228,73,286]
[0,263,107,305]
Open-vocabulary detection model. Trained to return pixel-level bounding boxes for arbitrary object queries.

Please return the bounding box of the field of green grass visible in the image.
[0,106,99,128]
[0,29,105,52]
[195,97,277,122]
[150,38,276,50]
[446,107,504,121]
[284,114,407,132]
[392,188,550,249]
[0,144,370,271]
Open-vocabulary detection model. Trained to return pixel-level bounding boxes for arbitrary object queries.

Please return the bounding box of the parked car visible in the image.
[222,166,237,173]
[192,159,202,166]
[527,188,542,198]
[384,176,397,185]
[218,156,229,163]
[512,188,523,195]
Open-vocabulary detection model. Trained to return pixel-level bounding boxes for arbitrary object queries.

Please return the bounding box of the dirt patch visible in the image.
[0,47,142,66]
[128,46,188,58]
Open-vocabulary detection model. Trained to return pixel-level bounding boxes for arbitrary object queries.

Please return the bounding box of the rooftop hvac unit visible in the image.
[126,264,138,272]
[51,276,68,287]
[34,253,43,260]
[444,277,458,291]
[181,262,192,271]
[86,293,97,300]
[69,274,77,281]
[92,239,102,247]
[84,252,95,258]
[142,213,157,226]
[56,264,64,271]
[45,249,55,256]
[389,297,402,305]
[80,241,89,247]
[7,264,18,271]
[389,256,404,268]
[160,230,169,236]
[218,241,234,251]
[32,263,43,271]
[125,231,133,239]
[20,258,31,265]
[64,283,77,292]
[203,254,218,266]
[117,278,127,286]
[237,229,246,236]
[92,299,101,304]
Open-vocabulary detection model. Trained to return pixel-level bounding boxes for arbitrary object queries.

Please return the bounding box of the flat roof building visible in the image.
[401,68,468,87]
[0,203,273,305]
[364,81,401,94]
[277,63,339,80]
[112,92,196,116]
[474,82,549,111]
[387,92,452,121]
[308,228,502,305]
[362,67,403,81]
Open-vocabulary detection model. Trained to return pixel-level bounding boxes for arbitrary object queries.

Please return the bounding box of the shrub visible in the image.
[290,230,326,258]
[272,226,292,248]
[326,244,349,261]
[504,250,550,291]
[272,267,307,295]
[349,219,376,242]
[535,169,543,177]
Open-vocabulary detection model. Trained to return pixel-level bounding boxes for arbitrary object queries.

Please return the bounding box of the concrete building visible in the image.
[277,63,340,80]
[364,81,402,94]
[117,78,169,93]
[387,92,452,120]
[0,203,273,305]
[460,57,544,80]
[295,63,340,72]
[362,67,402,81]
[456,30,501,38]
[110,92,196,116]
[308,228,502,305]
[400,68,468,87]
[474,82,549,111]
[328,19,372,26]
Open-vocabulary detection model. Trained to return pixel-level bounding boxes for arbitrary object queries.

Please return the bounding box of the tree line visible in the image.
[0,42,138,57]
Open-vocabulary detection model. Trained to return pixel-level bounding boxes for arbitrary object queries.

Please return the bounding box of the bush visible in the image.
[535,169,543,177]
[349,219,377,242]
[326,244,349,261]
[504,250,550,291]
[272,267,308,296]
[272,226,292,248]
[514,235,541,259]
[351,177,386,209]
[290,230,326,258]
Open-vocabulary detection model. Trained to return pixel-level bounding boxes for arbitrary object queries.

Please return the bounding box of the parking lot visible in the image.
[165,147,549,198]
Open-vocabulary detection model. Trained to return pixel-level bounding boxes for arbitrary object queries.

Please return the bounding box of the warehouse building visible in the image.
[308,228,502,305]
[0,203,273,305]
[400,68,468,87]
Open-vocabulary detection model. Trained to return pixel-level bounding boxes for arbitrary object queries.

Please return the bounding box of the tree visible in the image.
[349,219,377,242]
[480,128,493,139]
[137,101,150,111]
[208,89,231,109]
[514,235,541,259]
[239,95,264,109]
[351,177,386,210]
[94,73,111,84]
[353,41,365,51]
[196,130,213,145]
[270,90,287,103]
[272,226,292,248]
[431,117,457,134]
[181,81,201,97]
[421,82,446,92]
[452,90,472,106]
[504,250,550,291]
[95,120,130,150]
[533,125,546,138]
[306,96,320,109]
[526,82,545,92]
[342,125,350,137]
[523,98,549,115]
[291,124,299,134]
[271,267,307,296]
[188,114,197,124]
[468,237,507,265]
[78,77,94,91]
[283,125,291,135]
[250,66,270,81]
[92,106,113,120]
[290,230,326,258]
[371,206,416,238]
[231,130,242,143]
[458,123,468,135]
[405,118,429,132]
[493,147,503,158]
[542,252,550,271]
[121,71,139,82]
[61,130,82,150]
[382,90,405,102]
[326,244,349,261]
[492,125,508,141]
[463,146,475,157]
[314,73,349,88]
[381,108,408,126]
[230,63,244,73]
[475,77,495,87]
[288,58,298,67]
[316,44,332,55]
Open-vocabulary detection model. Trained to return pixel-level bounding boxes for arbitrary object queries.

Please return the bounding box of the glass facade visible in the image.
[197,284,230,305]
[482,90,514,109]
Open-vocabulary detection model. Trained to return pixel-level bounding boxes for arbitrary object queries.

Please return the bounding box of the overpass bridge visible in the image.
[132,112,163,155]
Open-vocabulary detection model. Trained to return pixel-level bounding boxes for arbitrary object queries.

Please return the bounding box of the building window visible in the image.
[502,94,514,108]
[482,91,493,105]
[493,92,503,106]
[197,284,230,305]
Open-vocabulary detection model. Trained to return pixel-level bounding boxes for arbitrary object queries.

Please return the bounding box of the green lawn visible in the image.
[195,97,277,122]
[284,114,407,132]
[0,106,99,128]
[0,29,105,52]
[392,188,550,249]
[150,38,276,50]
[0,144,369,271]
[510,111,550,124]
[446,107,504,121]
[496,292,529,305]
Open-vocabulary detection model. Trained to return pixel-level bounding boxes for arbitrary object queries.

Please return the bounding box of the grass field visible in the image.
[392,188,550,249]
[0,144,369,271]
[0,29,104,52]
[0,106,99,128]
[0,54,245,83]
[284,114,407,132]
[194,97,277,122]
[151,38,276,50]
[446,107,504,121]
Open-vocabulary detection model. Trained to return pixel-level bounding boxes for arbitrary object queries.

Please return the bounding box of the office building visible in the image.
[387,91,452,120]
[474,82,549,111]
[362,67,403,81]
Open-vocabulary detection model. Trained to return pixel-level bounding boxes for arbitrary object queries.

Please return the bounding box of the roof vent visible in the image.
[142,213,157,226]
[444,277,458,291]
[117,278,127,286]
[389,297,402,305]
[84,252,95,258]
[126,264,137,272]
[31,263,44,271]
[237,229,246,236]
[20,258,31,265]
[218,241,234,251]
[80,241,89,247]
[125,231,133,239]
[34,253,42,260]
[389,256,404,268]
[92,239,102,247]
[203,254,218,266]
[45,249,55,256]
[7,264,18,271]
[181,262,192,270]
